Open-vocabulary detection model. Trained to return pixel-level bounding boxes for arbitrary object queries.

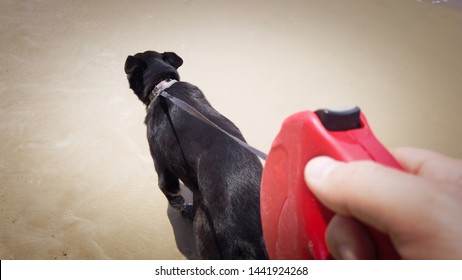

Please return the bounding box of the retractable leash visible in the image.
[154,80,400,259]
[260,107,402,259]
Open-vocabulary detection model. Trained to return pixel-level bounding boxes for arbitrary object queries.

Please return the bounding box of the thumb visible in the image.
[304,156,434,237]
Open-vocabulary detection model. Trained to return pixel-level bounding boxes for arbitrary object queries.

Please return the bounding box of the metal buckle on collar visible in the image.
[155,79,177,95]
[147,79,178,111]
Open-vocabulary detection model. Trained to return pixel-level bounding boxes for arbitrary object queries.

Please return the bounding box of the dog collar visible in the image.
[147,79,178,111]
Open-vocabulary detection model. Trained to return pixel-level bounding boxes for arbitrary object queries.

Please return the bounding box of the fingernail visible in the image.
[305,156,342,185]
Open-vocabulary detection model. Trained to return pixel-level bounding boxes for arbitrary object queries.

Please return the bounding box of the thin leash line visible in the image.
[159,91,267,161]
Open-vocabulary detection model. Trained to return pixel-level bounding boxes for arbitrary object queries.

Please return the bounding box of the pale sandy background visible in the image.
[1,0,461,259]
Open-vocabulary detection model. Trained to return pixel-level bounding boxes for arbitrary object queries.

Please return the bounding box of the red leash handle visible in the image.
[261,108,401,259]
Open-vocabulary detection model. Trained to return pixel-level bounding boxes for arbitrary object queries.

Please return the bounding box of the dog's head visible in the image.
[124,51,183,105]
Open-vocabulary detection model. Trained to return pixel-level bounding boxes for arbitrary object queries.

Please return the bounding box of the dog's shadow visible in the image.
[166,185,198,260]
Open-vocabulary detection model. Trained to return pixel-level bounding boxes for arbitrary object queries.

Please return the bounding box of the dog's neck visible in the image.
[146,79,178,112]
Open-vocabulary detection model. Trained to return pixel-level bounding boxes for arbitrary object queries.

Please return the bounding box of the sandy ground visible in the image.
[1,0,461,259]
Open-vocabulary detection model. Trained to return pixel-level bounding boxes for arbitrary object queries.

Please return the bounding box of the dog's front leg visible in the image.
[157,167,183,209]
[157,167,195,220]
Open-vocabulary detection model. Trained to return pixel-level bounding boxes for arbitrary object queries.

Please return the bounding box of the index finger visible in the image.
[393,147,462,184]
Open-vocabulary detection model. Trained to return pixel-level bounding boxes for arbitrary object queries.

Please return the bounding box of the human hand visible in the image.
[304,147,462,259]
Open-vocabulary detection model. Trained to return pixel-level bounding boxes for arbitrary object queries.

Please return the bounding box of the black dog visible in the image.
[124,51,268,259]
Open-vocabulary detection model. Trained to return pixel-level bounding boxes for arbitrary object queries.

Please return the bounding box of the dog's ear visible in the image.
[125,55,146,78]
[162,52,183,69]
[124,55,147,100]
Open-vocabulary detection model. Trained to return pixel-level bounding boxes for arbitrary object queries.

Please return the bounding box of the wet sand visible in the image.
[1,0,461,259]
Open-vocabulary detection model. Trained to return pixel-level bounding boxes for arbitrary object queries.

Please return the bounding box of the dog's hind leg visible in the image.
[193,206,221,259]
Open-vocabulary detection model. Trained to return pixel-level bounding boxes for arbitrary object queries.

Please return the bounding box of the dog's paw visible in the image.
[181,203,195,221]
[169,195,185,211]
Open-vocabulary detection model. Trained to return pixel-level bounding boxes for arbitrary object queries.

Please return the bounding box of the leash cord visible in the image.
[159,91,267,161]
